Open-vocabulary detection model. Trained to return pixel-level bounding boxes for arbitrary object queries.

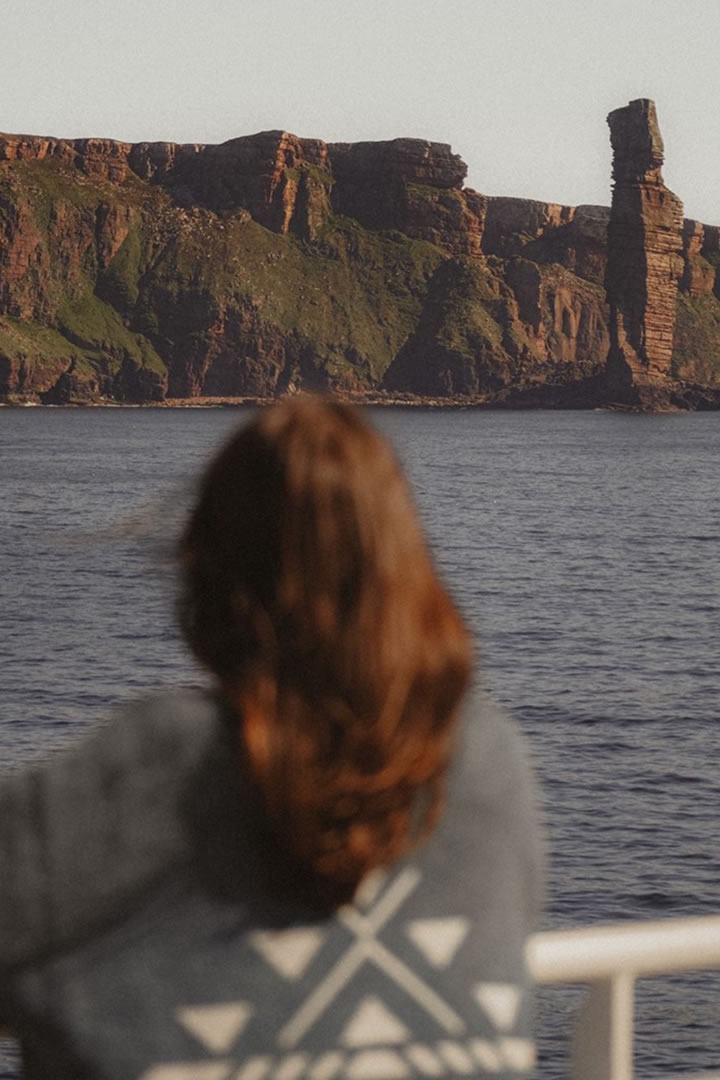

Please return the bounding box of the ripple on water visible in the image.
[2,407,720,1079]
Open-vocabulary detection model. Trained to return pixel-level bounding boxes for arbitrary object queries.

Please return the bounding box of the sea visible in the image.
[1,405,719,1079]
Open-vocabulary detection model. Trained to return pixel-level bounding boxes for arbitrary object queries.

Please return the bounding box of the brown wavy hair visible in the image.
[179,397,472,909]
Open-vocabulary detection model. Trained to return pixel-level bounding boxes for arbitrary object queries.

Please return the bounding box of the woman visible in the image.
[0,397,543,1079]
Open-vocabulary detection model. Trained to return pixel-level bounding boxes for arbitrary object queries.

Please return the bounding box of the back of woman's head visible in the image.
[179,396,472,909]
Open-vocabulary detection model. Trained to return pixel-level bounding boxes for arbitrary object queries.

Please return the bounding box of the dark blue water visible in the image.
[2,406,720,1078]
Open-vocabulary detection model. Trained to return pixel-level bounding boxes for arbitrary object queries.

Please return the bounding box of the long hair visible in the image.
[178,397,472,909]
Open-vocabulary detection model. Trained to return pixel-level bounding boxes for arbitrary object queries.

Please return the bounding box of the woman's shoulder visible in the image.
[435,686,546,925]
[28,688,229,831]
[0,688,230,970]
[90,686,224,756]
[453,687,537,797]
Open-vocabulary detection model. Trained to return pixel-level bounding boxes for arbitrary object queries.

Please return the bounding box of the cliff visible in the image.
[604,100,685,408]
[1,106,719,408]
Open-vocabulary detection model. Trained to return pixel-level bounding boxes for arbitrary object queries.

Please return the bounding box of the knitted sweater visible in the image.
[0,689,544,1080]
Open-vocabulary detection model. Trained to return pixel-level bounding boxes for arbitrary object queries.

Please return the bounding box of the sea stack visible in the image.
[604,98,684,408]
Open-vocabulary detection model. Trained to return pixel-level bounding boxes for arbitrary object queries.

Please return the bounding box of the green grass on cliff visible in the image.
[0,299,166,395]
[0,316,79,362]
[117,211,446,383]
[2,159,151,237]
[0,314,98,395]
[57,293,166,375]
[435,262,504,345]
[6,158,157,210]
[284,164,334,189]
[405,183,469,212]
[673,293,720,386]
[0,154,478,396]
[3,153,625,400]
[100,225,145,307]
[307,217,445,372]
[4,162,104,226]
[0,157,168,382]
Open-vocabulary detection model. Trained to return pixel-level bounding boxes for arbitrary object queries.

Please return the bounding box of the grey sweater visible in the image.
[0,690,543,1080]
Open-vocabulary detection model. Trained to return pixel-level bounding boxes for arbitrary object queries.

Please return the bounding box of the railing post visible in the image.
[572,972,635,1080]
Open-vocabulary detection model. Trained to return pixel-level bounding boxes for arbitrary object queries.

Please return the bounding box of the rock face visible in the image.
[0,108,719,408]
[604,99,685,407]
[327,139,486,256]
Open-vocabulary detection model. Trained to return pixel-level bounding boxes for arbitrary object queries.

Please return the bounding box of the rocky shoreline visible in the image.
[3,386,712,412]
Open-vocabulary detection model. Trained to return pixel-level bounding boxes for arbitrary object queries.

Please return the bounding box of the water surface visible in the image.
[2,406,719,1077]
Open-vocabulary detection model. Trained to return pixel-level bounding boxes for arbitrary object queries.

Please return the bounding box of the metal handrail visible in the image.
[526,915,720,1080]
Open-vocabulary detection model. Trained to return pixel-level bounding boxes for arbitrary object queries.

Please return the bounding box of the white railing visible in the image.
[526,915,720,1080]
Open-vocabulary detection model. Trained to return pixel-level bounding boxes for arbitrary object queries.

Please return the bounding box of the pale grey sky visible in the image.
[3,0,718,222]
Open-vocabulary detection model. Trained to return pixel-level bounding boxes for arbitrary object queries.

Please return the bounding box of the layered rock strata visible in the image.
[0,130,485,249]
[681,221,715,296]
[327,139,486,256]
[604,99,685,407]
[1,109,719,408]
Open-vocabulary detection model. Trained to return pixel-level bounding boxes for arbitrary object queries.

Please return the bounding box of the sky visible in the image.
[2,0,719,222]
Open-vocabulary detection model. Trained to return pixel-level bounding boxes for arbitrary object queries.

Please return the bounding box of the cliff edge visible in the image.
[1,104,718,408]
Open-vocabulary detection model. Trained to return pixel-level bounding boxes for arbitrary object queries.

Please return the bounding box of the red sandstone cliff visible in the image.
[604,99,685,408]
[0,109,719,408]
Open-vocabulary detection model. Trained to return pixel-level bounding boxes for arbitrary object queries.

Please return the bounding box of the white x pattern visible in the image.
[278,869,466,1049]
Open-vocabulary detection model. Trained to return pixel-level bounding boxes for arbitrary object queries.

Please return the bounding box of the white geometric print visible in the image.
[340,997,411,1047]
[405,918,470,969]
[141,869,536,1079]
[437,1041,475,1074]
[498,1037,536,1071]
[139,1039,536,1080]
[139,1064,233,1079]
[234,1056,272,1080]
[473,983,522,1032]
[468,1039,503,1072]
[271,1051,310,1080]
[404,1043,446,1076]
[177,1003,254,1053]
[345,1049,411,1078]
[250,928,326,981]
[276,869,465,1048]
[307,1051,346,1080]
[353,869,387,909]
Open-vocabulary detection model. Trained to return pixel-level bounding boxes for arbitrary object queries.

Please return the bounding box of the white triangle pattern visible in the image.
[405,1044,446,1077]
[308,1051,346,1080]
[405,917,470,969]
[177,1003,254,1053]
[273,1052,310,1080]
[437,1040,475,1074]
[468,1039,503,1072]
[340,996,411,1047]
[140,1064,233,1080]
[235,1057,272,1080]
[250,927,325,980]
[499,1037,536,1071]
[345,1050,410,1079]
[473,983,523,1032]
